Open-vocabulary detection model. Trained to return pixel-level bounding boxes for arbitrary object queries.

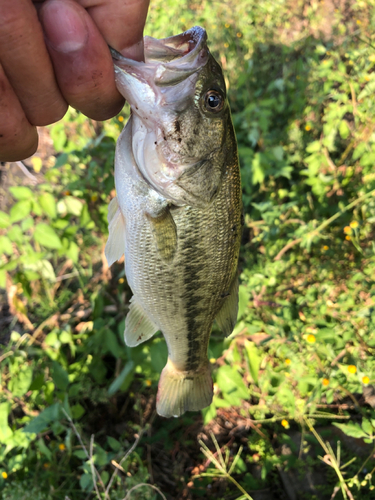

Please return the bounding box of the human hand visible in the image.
[0,0,149,162]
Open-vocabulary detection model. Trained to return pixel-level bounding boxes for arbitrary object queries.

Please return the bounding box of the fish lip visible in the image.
[110,26,209,86]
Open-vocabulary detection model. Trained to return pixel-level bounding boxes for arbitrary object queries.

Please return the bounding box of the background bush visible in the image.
[1,0,375,498]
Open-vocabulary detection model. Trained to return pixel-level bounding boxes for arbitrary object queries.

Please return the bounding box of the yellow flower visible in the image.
[118,116,124,122]
[307,334,316,344]
[118,277,125,284]
[209,358,216,364]
[345,235,351,241]
[322,378,330,386]
[281,419,289,428]
[350,221,358,229]
[145,379,152,387]
[365,75,371,81]
[285,358,291,365]
[224,42,229,48]
[343,226,351,234]
[348,365,357,374]
[322,245,329,251]
[356,19,362,24]
[305,125,311,131]
[362,376,370,385]
[1,472,8,479]
[236,32,242,38]
[59,443,66,451]
[225,23,230,28]
[90,193,98,202]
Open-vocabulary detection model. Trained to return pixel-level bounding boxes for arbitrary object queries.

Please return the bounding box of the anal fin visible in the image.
[125,296,159,347]
[105,197,126,267]
[215,276,239,336]
[146,206,177,263]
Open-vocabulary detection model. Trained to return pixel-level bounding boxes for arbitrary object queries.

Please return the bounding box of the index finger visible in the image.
[77,0,150,59]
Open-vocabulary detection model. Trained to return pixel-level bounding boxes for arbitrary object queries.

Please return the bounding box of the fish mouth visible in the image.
[110,26,209,86]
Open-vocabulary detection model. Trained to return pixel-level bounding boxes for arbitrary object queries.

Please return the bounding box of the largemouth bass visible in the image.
[105,26,242,418]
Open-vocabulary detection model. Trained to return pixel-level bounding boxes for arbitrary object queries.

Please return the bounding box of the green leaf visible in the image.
[23,403,62,434]
[39,193,57,219]
[361,419,373,436]
[333,422,368,439]
[34,223,62,249]
[0,236,13,256]
[202,403,217,424]
[52,362,69,391]
[80,473,94,491]
[0,402,12,442]
[9,366,33,398]
[10,200,31,223]
[71,404,85,420]
[104,330,121,358]
[108,361,134,396]
[8,186,33,200]
[36,438,52,460]
[216,364,248,405]
[29,373,45,391]
[244,341,261,384]
[64,196,83,216]
[238,285,250,319]
[0,211,10,228]
[339,120,350,140]
[7,225,23,243]
[107,436,121,452]
[0,270,6,288]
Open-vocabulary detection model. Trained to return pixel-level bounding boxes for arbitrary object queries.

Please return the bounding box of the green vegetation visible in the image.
[1,0,375,498]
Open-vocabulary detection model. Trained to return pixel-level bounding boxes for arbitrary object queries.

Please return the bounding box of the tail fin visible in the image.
[156,359,213,418]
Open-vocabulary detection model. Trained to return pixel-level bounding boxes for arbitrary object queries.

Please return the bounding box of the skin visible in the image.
[0,0,149,162]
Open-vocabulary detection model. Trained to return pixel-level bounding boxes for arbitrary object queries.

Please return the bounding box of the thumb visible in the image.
[77,0,150,60]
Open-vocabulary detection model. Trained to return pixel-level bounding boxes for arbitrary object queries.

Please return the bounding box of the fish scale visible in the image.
[105,27,242,417]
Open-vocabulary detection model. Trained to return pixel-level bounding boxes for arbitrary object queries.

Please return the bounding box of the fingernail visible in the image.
[41,0,88,53]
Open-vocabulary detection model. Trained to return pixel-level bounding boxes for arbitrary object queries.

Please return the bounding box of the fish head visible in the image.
[112,26,232,207]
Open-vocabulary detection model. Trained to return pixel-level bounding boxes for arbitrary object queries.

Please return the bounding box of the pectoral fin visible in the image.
[146,207,177,263]
[124,296,159,347]
[215,277,239,337]
[105,197,126,267]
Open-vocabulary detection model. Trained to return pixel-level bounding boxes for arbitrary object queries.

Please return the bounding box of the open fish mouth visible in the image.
[110,26,209,86]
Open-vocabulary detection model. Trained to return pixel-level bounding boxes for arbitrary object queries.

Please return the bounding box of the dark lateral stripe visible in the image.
[180,215,207,371]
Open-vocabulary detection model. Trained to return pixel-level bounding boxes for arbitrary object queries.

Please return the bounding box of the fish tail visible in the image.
[156,359,213,418]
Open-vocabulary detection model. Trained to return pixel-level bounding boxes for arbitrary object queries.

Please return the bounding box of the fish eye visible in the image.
[204,90,224,113]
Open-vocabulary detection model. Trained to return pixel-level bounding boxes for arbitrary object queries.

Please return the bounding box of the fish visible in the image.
[105,26,243,418]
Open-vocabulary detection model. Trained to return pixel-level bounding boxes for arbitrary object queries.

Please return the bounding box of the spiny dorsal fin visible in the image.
[124,296,159,347]
[215,277,239,337]
[146,206,177,263]
[105,197,126,267]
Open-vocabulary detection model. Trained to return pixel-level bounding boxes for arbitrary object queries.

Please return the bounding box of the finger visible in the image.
[0,0,68,126]
[0,64,38,162]
[77,0,150,60]
[40,0,124,121]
